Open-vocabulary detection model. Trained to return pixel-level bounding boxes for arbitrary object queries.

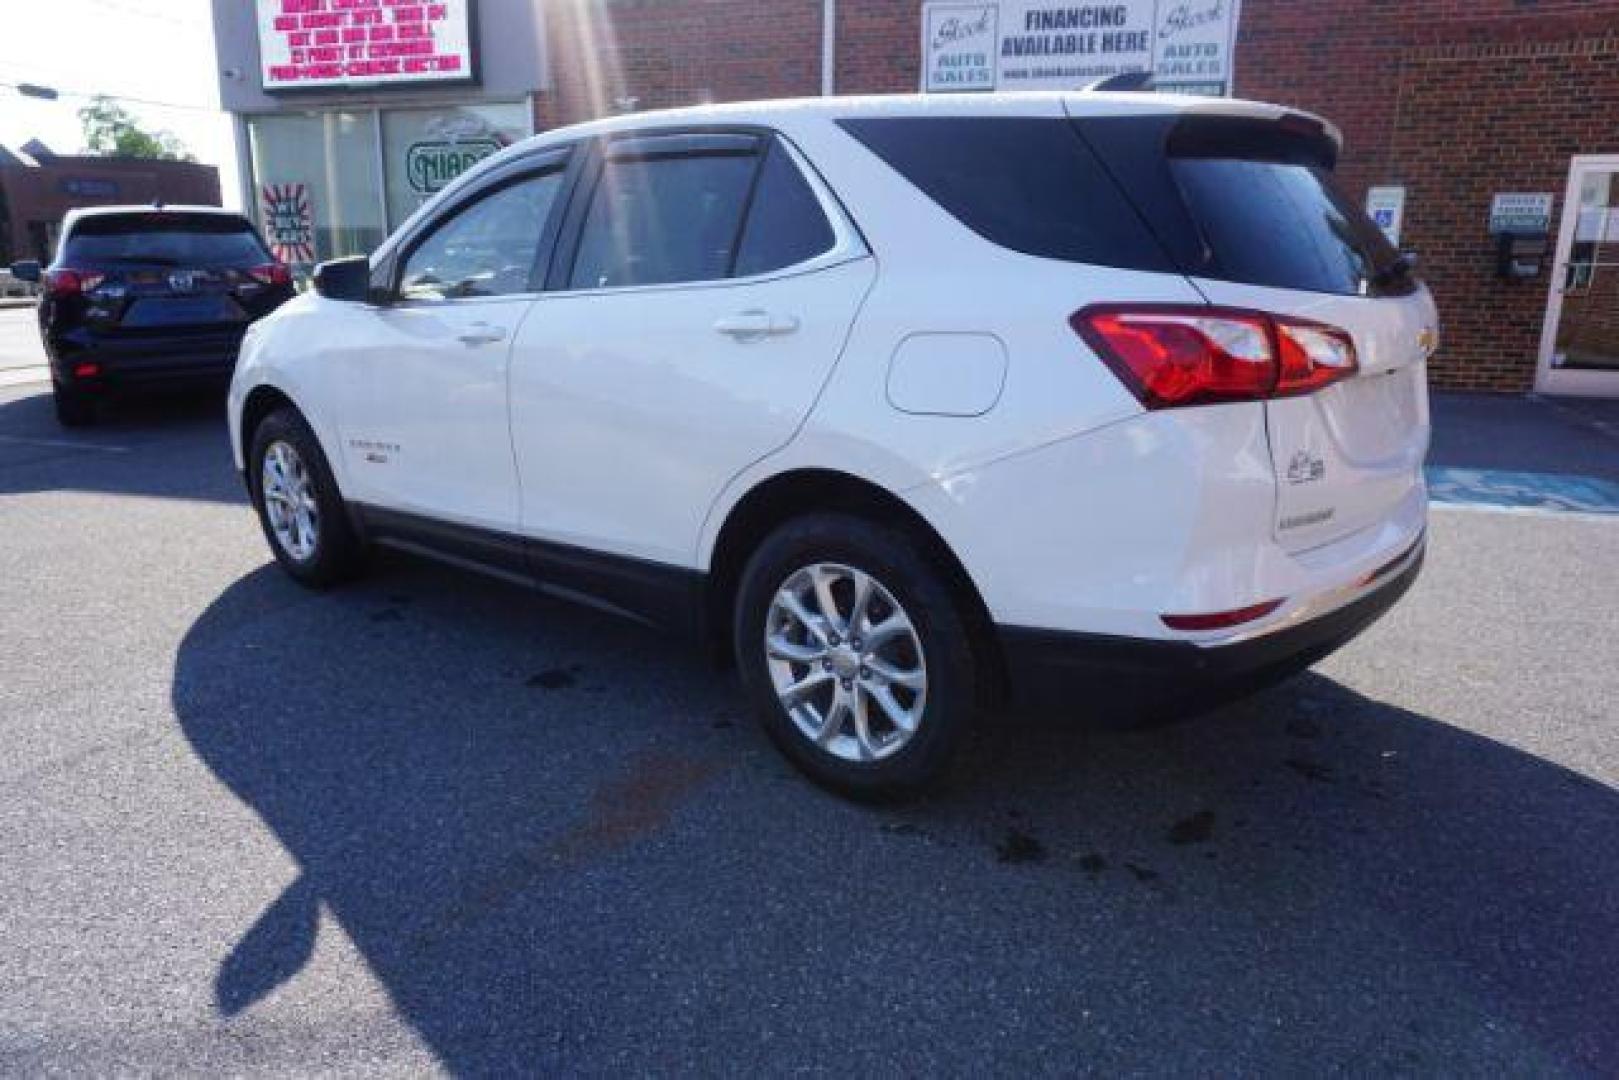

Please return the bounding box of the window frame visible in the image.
[545,125,865,297]
[386,144,579,306]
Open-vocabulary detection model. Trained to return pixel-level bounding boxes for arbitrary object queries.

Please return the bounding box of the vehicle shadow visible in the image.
[172,558,1619,1073]
[0,385,240,503]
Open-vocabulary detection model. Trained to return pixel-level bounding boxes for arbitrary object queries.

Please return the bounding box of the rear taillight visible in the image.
[248,262,293,287]
[1072,305,1358,408]
[44,269,106,298]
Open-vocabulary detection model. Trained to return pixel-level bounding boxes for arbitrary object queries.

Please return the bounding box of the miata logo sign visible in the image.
[405,139,503,195]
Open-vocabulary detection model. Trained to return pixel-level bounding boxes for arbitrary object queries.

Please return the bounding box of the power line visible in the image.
[0,75,219,114]
[83,0,208,31]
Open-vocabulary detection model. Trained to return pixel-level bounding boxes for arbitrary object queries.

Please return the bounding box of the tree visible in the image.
[77,96,195,162]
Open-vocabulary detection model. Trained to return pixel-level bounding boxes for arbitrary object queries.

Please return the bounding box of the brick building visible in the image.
[0,142,221,265]
[217,0,1619,396]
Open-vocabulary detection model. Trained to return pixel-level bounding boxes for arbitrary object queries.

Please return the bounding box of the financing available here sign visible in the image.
[256,0,476,92]
[922,0,1242,95]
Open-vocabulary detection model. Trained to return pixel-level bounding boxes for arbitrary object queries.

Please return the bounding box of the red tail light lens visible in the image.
[1072,305,1358,408]
[44,269,105,298]
[1275,321,1357,395]
[249,262,292,287]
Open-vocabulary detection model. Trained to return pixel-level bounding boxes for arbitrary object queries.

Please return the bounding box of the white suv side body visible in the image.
[229,92,1435,796]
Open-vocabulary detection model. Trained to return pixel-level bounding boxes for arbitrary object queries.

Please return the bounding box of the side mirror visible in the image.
[9,260,41,284]
[312,255,374,303]
[1399,251,1419,273]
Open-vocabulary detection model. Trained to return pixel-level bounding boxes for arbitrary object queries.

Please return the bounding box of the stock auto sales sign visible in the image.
[922,0,1241,95]
[256,0,475,91]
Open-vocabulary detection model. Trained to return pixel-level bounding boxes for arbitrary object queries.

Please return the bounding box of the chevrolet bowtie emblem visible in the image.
[1417,327,1438,357]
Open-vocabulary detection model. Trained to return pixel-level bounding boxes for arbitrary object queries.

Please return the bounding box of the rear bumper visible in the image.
[47,326,246,390]
[997,538,1424,723]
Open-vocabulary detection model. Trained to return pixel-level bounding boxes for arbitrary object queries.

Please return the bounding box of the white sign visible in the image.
[924,4,999,91]
[256,0,475,92]
[921,0,1242,95]
[1366,185,1406,247]
[1488,192,1554,235]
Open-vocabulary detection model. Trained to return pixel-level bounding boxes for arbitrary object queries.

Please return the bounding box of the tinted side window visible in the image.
[837,118,1173,273]
[734,141,836,277]
[400,171,563,300]
[569,152,757,289]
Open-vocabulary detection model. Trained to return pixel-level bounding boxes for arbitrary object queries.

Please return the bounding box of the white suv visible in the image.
[228,92,1436,797]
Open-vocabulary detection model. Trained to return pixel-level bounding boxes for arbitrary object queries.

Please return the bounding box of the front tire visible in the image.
[734,513,982,799]
[249,406,364,588]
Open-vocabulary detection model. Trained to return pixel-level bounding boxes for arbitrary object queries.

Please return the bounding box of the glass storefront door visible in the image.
[381,103,531,229]
[1538,156,1619,397]
[245,102,533,271]
[248,111,387,269]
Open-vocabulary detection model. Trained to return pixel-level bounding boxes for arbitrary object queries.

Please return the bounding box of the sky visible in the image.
[0,0,242,208]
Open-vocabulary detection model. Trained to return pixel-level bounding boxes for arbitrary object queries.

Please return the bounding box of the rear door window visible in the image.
[62,214,269,267]
[733,140,836,277]
[837,117,1174,273]
[568,140,759,289]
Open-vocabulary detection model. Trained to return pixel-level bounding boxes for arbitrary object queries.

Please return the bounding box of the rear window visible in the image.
[1078,115,1415,297]
[837,118,1175,273]
[1170,158,1407,298]
[62,214,269,267]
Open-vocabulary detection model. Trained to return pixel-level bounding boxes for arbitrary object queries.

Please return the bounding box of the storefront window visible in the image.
[248,111,386,268]
[381,103,531,229]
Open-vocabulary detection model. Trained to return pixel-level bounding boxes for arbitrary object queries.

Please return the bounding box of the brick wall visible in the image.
[539,0,823,127]
[534,0,1619,392]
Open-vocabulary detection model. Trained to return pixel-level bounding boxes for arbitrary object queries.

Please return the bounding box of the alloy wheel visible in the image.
[261,440,320,562]
[764,562,928,762]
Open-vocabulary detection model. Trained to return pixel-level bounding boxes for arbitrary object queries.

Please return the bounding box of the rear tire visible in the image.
[734,513,983,800]
[249,406,365,588]
[52,382,96,427]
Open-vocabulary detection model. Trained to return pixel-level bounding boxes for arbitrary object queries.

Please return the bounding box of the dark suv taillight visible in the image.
[1071,305,1358,409]
[44,269,105,298]
[248,262,293,287]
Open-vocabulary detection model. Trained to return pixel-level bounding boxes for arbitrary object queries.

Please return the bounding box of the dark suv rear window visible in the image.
[62,214,269,267]
[837,118,1175,273]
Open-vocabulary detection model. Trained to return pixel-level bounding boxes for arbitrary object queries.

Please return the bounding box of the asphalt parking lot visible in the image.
[2,308,1617,1073]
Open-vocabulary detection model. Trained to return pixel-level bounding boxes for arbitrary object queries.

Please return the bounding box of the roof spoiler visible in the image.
[1081,72,1154,93]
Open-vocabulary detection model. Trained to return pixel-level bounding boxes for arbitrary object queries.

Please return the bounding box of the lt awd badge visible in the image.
[1286,449,1326,485]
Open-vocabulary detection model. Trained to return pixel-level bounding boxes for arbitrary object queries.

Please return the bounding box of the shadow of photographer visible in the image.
[173,558,1619,1072]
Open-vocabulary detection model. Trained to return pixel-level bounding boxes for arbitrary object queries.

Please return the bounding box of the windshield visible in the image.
[62,214,270,267]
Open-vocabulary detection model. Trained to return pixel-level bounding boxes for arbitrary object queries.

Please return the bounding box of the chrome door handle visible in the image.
[713,310,799,341]
[456,322,508,346]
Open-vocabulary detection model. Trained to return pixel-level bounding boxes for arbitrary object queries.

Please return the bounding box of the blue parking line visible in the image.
[1426,467,1619,515]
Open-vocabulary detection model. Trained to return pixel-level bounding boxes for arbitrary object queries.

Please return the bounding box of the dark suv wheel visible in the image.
[249,407,365,588]
[52,382,96,427]
[734,513,983,798]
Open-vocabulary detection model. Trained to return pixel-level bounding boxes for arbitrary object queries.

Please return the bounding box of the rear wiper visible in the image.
[1370,252,1415,289]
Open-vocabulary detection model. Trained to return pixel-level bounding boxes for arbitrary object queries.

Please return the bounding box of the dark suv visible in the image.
[10,205,296,426]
